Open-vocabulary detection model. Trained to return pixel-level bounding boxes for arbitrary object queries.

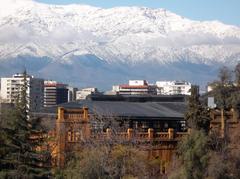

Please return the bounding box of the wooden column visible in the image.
[168,128,174,140]
[232,108,238,122]
[127,128,133,140]
[106,128,112,139]
[83,107,89,122]
[221,108,226,138]
[148,128,154,140]
[58,107,65,122]
[56,107,66,168]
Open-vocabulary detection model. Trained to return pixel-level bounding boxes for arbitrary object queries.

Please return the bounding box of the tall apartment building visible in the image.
[156,81,191,95]
[112,80,157,95]
[0,73,44,111]
[76,88,99,100]
[44,81,68,107]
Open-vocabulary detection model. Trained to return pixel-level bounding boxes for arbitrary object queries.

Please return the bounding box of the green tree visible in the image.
[171,130,209,179]
[0,71,51,178]
[185,85,210,132]
[234,62,240,87]
[0,107,18,178]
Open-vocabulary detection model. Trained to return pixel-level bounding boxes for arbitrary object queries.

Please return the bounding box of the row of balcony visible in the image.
[66,128,189,143]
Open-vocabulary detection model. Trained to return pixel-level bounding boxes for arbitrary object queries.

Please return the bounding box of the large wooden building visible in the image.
[34,94,240,174]
[36,95,189,173]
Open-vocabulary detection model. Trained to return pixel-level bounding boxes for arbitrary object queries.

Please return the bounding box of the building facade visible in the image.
[0,73,44,111]
[76,87,99,100]
[112,80,157,95]
[67,86,78,102]
[156,81,191,95]
[54,106,188,171]
[35,95,188,172]
[44,81,68,107]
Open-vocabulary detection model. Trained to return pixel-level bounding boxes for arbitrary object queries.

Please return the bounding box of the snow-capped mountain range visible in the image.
[0,0,240,89]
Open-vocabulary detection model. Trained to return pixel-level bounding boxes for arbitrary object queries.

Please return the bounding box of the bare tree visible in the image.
[218,66,232,85]
[54,107,164,179]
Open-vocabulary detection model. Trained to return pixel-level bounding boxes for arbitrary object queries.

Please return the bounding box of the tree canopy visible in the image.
[0,71,51,179]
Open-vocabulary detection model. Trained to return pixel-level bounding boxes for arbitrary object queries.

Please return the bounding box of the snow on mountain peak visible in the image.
[0,0,239,65]
[1,0,34,7]
[4,0,33,3]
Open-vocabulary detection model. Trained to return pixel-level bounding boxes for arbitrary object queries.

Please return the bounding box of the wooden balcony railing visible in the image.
[94,128,189,141]
[154,132,169,139]
[64,114,83,120]
[100,128,188,142]
[64,128,189,144]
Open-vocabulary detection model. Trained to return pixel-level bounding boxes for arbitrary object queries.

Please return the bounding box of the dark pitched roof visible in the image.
[88,94,186,102]
[38,95,187,120]
[81,101,186,119]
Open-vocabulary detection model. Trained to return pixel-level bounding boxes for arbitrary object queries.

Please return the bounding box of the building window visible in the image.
[68,131,72,141]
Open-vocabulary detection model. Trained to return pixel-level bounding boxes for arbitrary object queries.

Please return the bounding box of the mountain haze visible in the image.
[0,0,240,89]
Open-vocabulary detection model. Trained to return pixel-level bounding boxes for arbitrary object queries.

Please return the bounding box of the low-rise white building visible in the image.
[76,88,99,100]
[0,73,44,111]
[156,81,191,95]
[207,85,213,92]
[112,80,157,95]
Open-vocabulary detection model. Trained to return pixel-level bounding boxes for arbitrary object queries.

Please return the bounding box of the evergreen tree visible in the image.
[171,130,209,179]
[0,107,19,178]
[185,85,210,132]
[234,62,240,87]
[0,71,51,178]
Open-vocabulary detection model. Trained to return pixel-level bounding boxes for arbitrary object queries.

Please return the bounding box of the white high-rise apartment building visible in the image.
[0,73,44,111]
[156,81,191,95]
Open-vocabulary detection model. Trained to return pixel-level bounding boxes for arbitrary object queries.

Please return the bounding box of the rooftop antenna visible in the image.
[20,64,27,75]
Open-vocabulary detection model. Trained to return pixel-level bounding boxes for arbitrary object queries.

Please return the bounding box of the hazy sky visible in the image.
[36,0,240,26]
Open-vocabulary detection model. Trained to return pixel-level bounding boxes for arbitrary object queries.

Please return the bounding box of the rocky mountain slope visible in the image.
[0,0,239,89]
